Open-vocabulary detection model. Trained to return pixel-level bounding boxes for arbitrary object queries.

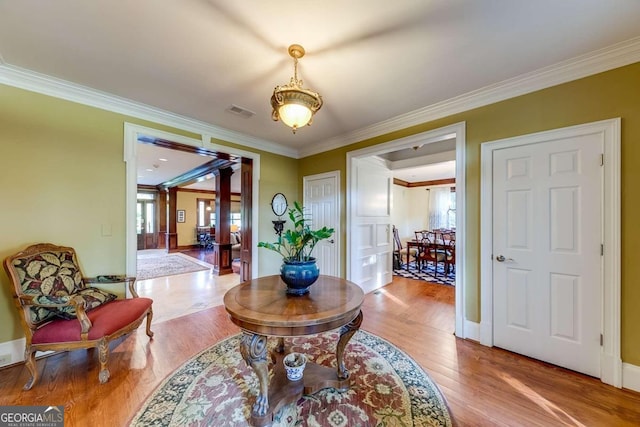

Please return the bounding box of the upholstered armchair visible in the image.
[3,243,154,390]
[231,231,241,260]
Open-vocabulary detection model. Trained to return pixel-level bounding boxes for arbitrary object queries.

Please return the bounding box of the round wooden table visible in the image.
[224,275,364,426]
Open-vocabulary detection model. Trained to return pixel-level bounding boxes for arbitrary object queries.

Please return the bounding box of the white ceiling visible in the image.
[136,143,242,192]
[2,1,640,185]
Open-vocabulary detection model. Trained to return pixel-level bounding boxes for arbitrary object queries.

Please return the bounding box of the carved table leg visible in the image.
[336,310,363,380]
[240,332,269,417]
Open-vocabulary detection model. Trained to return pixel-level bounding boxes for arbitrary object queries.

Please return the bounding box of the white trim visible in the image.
[0,63,296,159]
[464,320,480,343]
[303,170,341,277]
[300,36,640,158]
[622,363,640,393]
[0,338,25,367]
[124,123,261,280]
[479,118,621,387]
[1,38,639,160]
[346,122,468,338]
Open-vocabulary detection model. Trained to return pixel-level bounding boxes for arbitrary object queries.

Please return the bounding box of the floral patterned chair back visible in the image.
[5,243,116,328]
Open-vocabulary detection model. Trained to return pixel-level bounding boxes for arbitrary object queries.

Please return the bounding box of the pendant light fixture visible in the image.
[270,44,323,133]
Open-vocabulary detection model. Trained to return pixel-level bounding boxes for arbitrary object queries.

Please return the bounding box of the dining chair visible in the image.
[416,231,446,276]
[441,231,455,244]
[393,226,417,269]
[444,239,456,276]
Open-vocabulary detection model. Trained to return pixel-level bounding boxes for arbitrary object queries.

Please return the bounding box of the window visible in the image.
[447,188,456,230]
[230,212,242,229]
[197,199,215,227]
[428,187,456,230]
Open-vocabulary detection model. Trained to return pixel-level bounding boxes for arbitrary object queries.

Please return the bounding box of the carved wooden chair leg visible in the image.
[97,337,110,384]
[23,347,38,390]
[145,309,154,338]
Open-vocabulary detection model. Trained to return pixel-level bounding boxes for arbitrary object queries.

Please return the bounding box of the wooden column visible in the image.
[240,158,253,282]
[166,187,178,251]
[213,167,233,275]
[157,190,167,249]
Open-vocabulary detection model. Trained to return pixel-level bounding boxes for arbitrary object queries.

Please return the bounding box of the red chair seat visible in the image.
[32,297,153,344]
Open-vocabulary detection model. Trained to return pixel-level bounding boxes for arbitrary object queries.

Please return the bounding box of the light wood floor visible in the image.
[1,273,639,426]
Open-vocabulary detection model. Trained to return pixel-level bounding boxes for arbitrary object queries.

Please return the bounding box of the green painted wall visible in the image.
[299,61,640,365]
[0,84,298,344]
[2,62,639,366]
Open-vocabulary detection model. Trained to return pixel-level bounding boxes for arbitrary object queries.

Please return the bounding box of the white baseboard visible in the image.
[622,362,640,393]
[0,338,25,367]
[464,319,480,341]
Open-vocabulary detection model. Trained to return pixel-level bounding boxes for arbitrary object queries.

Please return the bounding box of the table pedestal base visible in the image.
[251,352,350,427]
[243,311,363,426]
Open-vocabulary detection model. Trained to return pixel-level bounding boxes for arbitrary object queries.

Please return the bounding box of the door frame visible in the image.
[123,123,261,281]
[346,122,467,338]
[479,118,621,386]
[303,170,341,277]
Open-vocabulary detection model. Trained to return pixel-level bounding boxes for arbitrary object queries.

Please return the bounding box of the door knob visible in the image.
[328,239,335,244]
[495,255,513,262]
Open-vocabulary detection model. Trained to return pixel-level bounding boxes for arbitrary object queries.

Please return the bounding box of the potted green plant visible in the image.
[258,201,334,294]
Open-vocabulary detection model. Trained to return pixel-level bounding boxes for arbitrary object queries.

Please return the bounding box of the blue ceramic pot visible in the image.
[280,258,319,295]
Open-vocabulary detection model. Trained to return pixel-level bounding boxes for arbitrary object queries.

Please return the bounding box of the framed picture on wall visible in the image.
[177,209,186,223]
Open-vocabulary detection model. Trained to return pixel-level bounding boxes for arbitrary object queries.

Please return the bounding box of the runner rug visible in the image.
[136,253,210,281]
[130,330,453,426]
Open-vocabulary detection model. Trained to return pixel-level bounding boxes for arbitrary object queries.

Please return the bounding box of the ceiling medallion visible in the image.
[270,44,323,134]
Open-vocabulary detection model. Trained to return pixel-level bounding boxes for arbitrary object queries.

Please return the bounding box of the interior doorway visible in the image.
[347,122,467,338]
[123,123,262,284]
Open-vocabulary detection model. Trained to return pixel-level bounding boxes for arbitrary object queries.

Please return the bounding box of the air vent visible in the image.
[227,104,255,119]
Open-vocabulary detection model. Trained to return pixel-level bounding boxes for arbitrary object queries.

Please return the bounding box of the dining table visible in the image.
[404,230,455,272]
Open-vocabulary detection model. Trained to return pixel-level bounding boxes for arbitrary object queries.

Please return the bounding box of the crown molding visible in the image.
[299,36,640,158]
[2,36,640,160]
[0,63,298,159]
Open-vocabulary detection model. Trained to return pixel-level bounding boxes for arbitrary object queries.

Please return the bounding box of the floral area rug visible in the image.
[136,253,210,281]
[130,330,453,426]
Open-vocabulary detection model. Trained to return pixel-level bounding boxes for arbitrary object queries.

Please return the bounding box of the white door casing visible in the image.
[303,171,340,277]
[480,118,621,387]
[346,122,466,338]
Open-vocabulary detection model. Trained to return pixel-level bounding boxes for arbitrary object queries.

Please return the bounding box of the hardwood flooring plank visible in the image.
[0,272,638,426]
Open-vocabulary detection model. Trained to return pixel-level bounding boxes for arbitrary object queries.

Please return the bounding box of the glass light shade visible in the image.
[278,103,313,129]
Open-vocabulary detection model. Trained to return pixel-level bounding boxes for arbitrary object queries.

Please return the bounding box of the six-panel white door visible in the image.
[303,172,340,277]
[349,157,393,293]
[492,133,602,377]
